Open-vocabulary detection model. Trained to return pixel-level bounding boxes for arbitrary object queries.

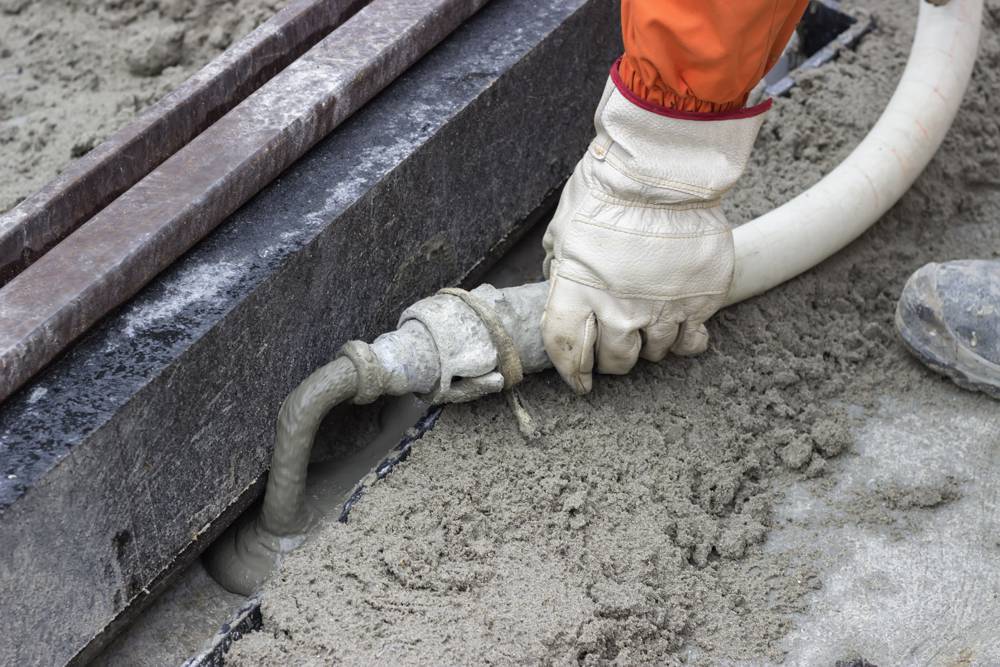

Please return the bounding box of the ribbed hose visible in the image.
[205,356,361,595]
[260,356,359,537]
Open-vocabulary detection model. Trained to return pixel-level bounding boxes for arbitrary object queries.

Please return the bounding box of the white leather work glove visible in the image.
[542,69,770,394]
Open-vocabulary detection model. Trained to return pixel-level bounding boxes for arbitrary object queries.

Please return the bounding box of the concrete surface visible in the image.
[779,391,1000,665]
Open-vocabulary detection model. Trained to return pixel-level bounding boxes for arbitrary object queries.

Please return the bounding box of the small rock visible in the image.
[126,26,186,77]
[631,423,666,448]
[811,418,851,458]
[738,413,769,436]
[718,373,738,394]
[661,422,685,444]
[561,490,586,513]
[715,525,747,560]
[70,136,97,158]
[772,370,800,387]
[689,543,712,567]
[715,529,747,559]
[861,321,886,342]
[0,0,30,15]
[804,455,826,478]
[880,477,962,510]
[780,435,813,470]
[208,25,232,50]
[769,427,796,447]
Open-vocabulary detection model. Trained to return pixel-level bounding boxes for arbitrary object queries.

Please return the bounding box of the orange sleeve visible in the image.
[619,0,810,113]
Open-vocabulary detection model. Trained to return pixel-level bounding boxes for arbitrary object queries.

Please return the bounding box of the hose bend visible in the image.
[728,0,983,303]
[205,356,359,595]
[260,356,359,537]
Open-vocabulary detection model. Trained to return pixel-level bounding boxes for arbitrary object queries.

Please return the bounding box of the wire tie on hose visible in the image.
[437,288,538,440]
[338,340,388,405]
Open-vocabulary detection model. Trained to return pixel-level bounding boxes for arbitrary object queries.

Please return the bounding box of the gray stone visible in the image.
[126,25,187,77]
[780,436,814,470]
[0,0,620,664]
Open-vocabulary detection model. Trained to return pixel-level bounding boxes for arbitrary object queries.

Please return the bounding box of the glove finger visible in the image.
[639,319,680,362]
[542,305,598,395]
[541,228,555,279]
[671,321,710,356]
[596,323,641,375]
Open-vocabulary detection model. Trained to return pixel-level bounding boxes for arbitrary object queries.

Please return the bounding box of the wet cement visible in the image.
[227,0,1000,663]
[0,0,278,212]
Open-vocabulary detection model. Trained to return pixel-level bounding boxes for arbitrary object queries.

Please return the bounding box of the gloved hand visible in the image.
[541,66,770,393]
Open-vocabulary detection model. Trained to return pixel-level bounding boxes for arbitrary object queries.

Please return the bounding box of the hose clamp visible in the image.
[338,340,387,405]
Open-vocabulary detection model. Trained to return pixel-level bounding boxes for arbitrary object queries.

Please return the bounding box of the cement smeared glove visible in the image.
[542,68,770,393]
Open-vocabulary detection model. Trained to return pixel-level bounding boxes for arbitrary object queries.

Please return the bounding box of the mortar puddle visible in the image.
[305,394,433,523]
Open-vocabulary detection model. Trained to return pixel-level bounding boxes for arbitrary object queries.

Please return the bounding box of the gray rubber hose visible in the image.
[205,357,359,595]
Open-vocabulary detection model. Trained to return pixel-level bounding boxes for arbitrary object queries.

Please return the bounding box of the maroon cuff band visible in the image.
[610,57,773,121]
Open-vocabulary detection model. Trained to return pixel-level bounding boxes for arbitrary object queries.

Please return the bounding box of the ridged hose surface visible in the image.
[259,357,359,537]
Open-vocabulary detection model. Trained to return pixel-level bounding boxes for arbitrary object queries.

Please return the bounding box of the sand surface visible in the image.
[227,0,1000,664]
[0,0,280,213]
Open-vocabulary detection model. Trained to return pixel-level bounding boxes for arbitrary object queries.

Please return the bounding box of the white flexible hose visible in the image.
[727,0,983,305]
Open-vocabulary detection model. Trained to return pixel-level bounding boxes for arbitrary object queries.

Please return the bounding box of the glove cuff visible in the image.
[588,62,771,203]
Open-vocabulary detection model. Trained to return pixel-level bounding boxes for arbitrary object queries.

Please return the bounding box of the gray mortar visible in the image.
[0,0,279,212]
[226,1,1000,664]
[221,0,998,663]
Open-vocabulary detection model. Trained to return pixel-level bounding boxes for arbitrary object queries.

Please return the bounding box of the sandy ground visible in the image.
[224,0,1000,664]
[0,0,281,213]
